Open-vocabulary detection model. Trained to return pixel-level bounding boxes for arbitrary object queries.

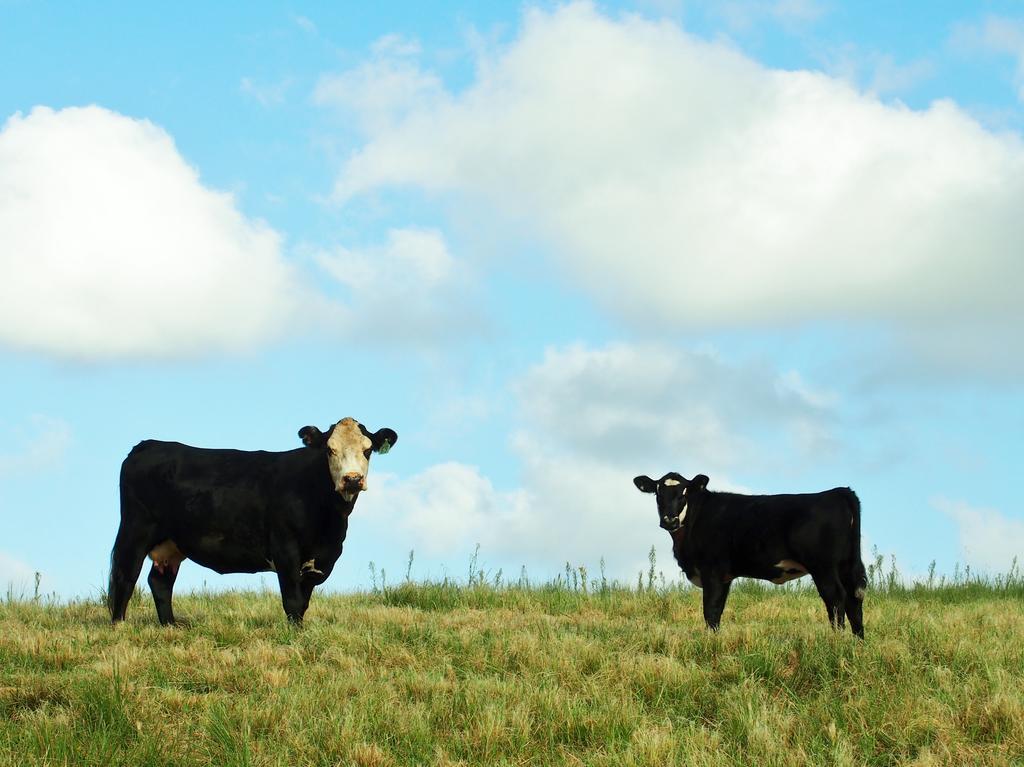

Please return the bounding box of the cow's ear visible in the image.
[298,426,325,448]
[371,428,398,454]
[633,475,657,493]
[691,474,709,492]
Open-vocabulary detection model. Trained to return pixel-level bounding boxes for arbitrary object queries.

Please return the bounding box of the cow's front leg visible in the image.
[297,557,330,618]
[701,575,732,631]
[300,579,315,618]
[275,568,306,624]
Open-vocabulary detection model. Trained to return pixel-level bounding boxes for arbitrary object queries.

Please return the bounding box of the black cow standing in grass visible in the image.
[109,417,397,625]
[633,472,867,638]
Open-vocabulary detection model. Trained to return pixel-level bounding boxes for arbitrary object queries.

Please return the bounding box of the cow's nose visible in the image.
[342,473,363,486]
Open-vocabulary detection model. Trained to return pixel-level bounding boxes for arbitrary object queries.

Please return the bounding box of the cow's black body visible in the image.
[110,419,395,625]
[634,473,867,637]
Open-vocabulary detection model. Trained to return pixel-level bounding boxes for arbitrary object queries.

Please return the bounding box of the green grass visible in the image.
[2,558,1023,766]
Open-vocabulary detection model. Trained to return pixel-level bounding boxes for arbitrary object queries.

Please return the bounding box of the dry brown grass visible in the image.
[1,582,1022,766]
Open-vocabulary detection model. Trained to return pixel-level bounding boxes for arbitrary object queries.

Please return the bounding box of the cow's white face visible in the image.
[327,418,373,501]
[298,417,398,503]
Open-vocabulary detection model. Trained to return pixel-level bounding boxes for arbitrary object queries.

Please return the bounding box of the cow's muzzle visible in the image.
[661,515,681,532]
[337,473,366,501]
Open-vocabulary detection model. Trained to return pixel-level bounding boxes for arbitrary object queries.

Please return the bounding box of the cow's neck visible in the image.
[311,457,353,512]
[313,464,354,539]
[669,526,691,570]
[322,493,353,531]
[669,500,706,564]
[668,497,713,579]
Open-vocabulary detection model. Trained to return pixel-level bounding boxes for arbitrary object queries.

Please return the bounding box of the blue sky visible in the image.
[2,1,1023,598]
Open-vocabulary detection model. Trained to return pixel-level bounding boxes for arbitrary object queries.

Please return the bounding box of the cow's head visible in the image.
[633,472,709,532]
[298,417,398,502]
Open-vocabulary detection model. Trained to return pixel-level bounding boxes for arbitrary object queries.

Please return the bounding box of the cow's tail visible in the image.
[109,451,141,619]
[107,542,118,618]
[845,488,867,600]
[108,459,131,618]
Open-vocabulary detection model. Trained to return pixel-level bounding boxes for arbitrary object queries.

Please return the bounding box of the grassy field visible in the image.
[2,558,1023,767]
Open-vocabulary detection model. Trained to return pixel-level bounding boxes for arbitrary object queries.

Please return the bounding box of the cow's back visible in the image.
[119,440,316,524]
[698,487,859,564]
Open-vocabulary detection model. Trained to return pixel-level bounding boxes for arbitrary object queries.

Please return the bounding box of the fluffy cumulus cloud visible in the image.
[505,342,837,567]
[0,105,301,360]
[514,343,839,473]
[312,228,485,345]
[359,341,840,579]
[328,2,1024,334]
[357,457,656,580]
[314,40,445,134]
[935,498,1024,573]
[356,464,535,558]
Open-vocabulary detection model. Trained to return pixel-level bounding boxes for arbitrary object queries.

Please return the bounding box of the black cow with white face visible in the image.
[109,417,397,625]
[634,472,867,638]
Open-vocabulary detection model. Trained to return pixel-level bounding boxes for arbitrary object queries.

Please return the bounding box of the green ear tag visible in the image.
[378,440,391,455]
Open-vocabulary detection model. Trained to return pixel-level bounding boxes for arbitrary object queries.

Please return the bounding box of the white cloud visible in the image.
[821,44,934,97]
[357,341,840,580]
[356,456,659,580]
[514,342,839,473]
[0,105,302,360]
[935,497,1024,574]
[510,447,665,570]
[327,3,1024,336]
[312,228,485,344]
[0,415,71,476]
[868,321,1024,383]
[506,342,843,569]
[952,15,1024,102]
[372,34,423,58]
[357,464,535,557]
[0,551,38,591]
[314,53,446,134]
[864,54,934,96]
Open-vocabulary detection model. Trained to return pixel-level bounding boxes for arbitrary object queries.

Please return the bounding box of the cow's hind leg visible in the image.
[810,568,846,632]
[109,522,151,623]
[147,563,179,626]
[840,564,866,639]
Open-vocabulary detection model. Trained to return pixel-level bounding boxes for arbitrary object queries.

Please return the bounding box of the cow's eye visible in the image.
[363,448,372,458]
